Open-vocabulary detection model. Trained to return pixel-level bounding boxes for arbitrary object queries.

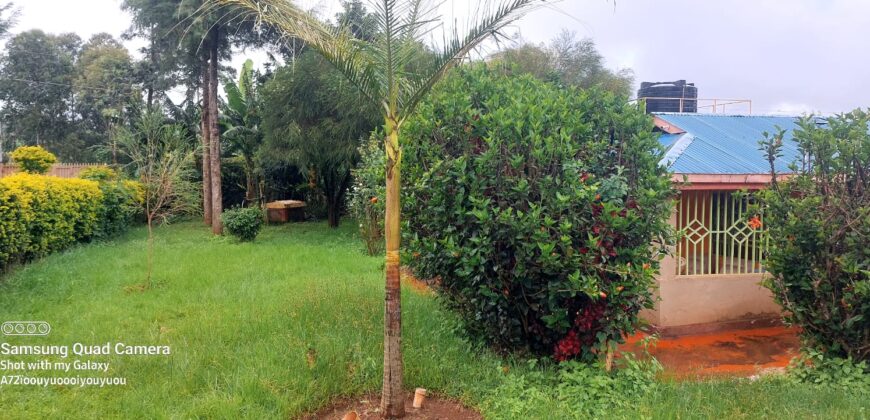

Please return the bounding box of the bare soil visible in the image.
[621,326,800,378]
[303,393,483,420]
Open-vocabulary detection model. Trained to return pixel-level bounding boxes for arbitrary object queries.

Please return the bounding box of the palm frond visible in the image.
[210,0,383,106]
[212,0,555,122]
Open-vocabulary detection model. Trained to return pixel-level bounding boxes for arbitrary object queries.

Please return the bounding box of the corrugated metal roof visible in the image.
[657,133,683,149]
[654,113,802,174]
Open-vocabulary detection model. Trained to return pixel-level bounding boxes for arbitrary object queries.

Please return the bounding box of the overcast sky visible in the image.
[8,0,869,115]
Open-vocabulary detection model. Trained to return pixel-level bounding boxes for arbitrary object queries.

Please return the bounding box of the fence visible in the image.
[675,190,767,276]
[0,163,103,179]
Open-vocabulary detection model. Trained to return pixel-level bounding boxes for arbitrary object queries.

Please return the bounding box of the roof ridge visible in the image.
[659,133,695,168]
[653,112,800,118]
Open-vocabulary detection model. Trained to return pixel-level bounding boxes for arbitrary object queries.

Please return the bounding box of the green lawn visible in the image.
[0,222,865,419]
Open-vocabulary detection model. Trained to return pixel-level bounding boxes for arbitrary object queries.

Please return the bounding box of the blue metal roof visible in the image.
[654,113,802,174]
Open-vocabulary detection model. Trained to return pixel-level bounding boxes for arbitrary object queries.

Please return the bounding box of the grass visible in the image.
[0,221,866,419]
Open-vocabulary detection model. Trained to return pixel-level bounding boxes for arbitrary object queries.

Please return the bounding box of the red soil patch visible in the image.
[303,393,482,420]
[621,326,800,378]
[397,268,798,380]
[400,268,435,296]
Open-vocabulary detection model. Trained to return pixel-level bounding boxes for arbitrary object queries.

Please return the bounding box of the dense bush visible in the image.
[10,145,57,174]
[348,133,386,255]
[0,172,142,269]
[787,349,870,393]
[361,66,673,360]
[78,166,118,182]
[222,206,264,242]
[79,166,143,238]
[759,110,870,362]
[0,173,101,266]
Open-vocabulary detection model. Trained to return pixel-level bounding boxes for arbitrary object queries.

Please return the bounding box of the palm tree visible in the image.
[209,0,551,416]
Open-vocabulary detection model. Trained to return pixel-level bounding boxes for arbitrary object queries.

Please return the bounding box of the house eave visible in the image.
[672,173,792,190]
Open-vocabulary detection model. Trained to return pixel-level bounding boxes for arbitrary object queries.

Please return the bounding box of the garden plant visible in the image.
[356,65,674,361]
[9,145,57,174]
[759,109,870,363]
[222,206,264,241]
[115,111,199,287]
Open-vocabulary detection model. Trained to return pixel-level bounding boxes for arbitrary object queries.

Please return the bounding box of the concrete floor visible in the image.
[622,326,800,378]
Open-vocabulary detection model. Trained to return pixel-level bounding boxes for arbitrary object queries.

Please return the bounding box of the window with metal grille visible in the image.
[675,190,767,276]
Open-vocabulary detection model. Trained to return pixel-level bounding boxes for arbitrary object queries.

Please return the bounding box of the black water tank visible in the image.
[637,80,698,113]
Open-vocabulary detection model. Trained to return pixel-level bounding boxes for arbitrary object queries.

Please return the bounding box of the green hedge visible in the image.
[0,172,141,269]
[759,110,870,362]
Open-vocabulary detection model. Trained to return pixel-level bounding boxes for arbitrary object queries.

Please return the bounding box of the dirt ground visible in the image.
[304,393,483,420]
[621,326,800,378]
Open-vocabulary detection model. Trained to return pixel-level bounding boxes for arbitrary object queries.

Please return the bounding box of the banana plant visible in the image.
[209,1,552,416]
[222,58,263,206]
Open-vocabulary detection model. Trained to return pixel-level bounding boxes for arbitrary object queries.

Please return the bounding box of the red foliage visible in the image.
[554,301,608,361]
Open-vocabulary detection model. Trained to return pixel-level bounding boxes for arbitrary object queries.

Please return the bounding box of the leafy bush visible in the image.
[481,357,660,418]
[398,66,673,360]
[758,110,870,361]
[78,165,119,182]
[787,349,870,393]
[222,207,264,242]
[348,133,386,255]
[10,145,57,174]
[79,167,142,238]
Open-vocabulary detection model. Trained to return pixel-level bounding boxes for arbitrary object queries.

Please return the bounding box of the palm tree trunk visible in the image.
[208,29,223,235]
[381,116,404,418]
[201,55,212,226]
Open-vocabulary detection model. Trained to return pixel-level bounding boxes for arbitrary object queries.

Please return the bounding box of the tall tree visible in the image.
[123,1,183,110]
[0,2,16,162]
[0,2,17,39]
[261,51,378,227]
[491,30,634,96]
[211,0,550,416]
[74,33,141,164]
[124,0,218,231]
[124,0,274,234]
[0,30,80,160]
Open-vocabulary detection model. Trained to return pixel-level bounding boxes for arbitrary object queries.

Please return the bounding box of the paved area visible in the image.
[621,326,800,378]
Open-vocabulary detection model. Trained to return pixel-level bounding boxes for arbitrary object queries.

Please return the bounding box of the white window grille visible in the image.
[675,190,767,276]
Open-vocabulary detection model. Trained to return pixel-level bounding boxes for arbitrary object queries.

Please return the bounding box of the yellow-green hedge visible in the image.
[0,173,140,269]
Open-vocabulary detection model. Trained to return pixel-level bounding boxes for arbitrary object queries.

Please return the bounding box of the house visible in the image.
[644,113,804,335]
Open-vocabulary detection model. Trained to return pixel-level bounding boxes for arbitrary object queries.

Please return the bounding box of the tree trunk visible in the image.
[381,116,404,418]
[201,55,212,226]
[244,156,255,206]
[208,29,223,235]
[146,215,153,289]
[146,25,157,110]
[326,199,339,228]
